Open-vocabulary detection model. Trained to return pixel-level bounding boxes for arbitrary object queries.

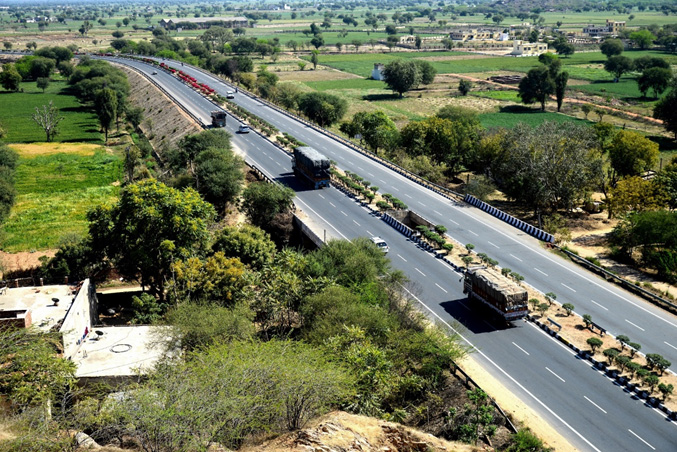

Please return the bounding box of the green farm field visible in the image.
[479,106,591,130]
[1,144,121,252]
[0,80,103,144]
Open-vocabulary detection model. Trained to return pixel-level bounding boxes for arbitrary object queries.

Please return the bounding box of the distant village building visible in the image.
[159,16,249,30]
[584,19,625,37]
[510,40,548,56]
[450,29,497,41]
[398,34,445,45]
[372,63,385,81]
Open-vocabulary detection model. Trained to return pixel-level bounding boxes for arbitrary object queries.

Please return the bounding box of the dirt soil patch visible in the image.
[9,143,101,158]
[0,250,55,277]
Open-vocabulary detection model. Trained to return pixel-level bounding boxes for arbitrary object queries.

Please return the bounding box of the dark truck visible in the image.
[210,111,227,128]
[292,146,331,189]
[463,266,529,322]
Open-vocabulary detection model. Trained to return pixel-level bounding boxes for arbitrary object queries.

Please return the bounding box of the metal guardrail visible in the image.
[558,247,677,314]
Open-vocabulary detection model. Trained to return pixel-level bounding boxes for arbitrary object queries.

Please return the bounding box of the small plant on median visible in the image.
[435,225,447,234]
[562,303,575,316]
[545,292,557,306]
[587,337,603,353]
[616,335,630,350]
[529,298,540,311]
[627,342,641,358]
[462,256,473,267]
[465,243,475,253]
[501,267,511,277]
[658,383,674,401]
[645,374,660,393]
[582,314,593,330]
[537,303,549,317]
[442,243,454,254]
[376,200,391,212]
[603,348,619,366]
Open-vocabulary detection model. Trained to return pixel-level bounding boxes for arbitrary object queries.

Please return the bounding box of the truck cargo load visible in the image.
[463,266,529,321]
[292,146,331,189]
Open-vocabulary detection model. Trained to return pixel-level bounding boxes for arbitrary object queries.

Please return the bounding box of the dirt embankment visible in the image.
[116,65,202,154]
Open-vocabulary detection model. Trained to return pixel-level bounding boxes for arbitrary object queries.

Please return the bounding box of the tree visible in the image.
[414,35,422,50]
[454,388,497,445]
[492,15,504,26]
[637,67,672,98]
[36,77,50,93]
[413,59,436,85]
[94,87,117,141]
[633,56,670,71]
[581,104,592,119]
[382,59,421,97]
[608,130,659,178]
[0,328,76,414]
[562,303,575,316]
[0,63,22,91]
[554,71,569,112]
[616,335,630,349]
[600,38,624,57]
[88,179,216,301]
[310,34,324,49]
[645,374,660,392]
[603,348,619,365]
[537,303,549,317]
[29,57,55,79]
[630,29,656,50]
[458,79,472,96]
[587,337,603,353]
[340,111,399,155]
[654,87,677,139]
[491,122,603,214]
[310,49,319,69]
[583,313,593,330]
[241,182,295,230]
[604,55,633,81]
[608,176,665,216]
[297,92,348,126]
[32,100,64,142]
[518,66,555,111]
[212,224,276,270]
[658,383,674,401]
[195,147,244,211]
[504,428,548,452]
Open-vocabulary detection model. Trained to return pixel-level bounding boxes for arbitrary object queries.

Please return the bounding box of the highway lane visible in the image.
[140,58,677,369]
[106,57,677,450]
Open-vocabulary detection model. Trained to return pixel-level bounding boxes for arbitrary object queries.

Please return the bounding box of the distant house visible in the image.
[372,63,385,81]
[450,29,496,41]
[159,16,249,30]
[510,40,548,56]
[584,19,625,37]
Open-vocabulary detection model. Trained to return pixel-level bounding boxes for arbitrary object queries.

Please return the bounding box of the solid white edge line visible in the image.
[399,284,602,452]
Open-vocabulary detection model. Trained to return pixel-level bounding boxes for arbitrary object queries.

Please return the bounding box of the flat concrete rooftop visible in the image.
[73,326,170,378]
[0,285,75,331]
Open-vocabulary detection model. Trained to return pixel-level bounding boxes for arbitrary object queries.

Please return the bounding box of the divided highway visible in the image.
[104,56,677,450]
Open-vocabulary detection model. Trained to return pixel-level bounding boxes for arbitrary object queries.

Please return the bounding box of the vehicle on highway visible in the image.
[370,236,389,253]
[152,70,158,75]
[292,146,331,189]
[463,266,529,322]
[211,111,226,128]
[238,124,250,133]
[226,91,235,99]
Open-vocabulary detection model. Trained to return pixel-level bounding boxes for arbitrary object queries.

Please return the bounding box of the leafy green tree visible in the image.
[603,347,619,365]
[35,77,49,94]
[0,63,22,91]
[504,428,550,452]
[633,56,670,71]
[212,224,276,270]
[241,182,295,230]
[600,38,624,57]
[583,313,593,330]
[654,86,677,139]
[169,252,246,306]
[195,147,244,211]
[119,340,352,450]
[31,100,64,142]
[458,79,472,95]
[587,337,603,353]
[616,335,630,349]
[491,121,603,214]
[604,55,634,81]
[637,67,672,98]
[562,303,575,316]
[518,66,555,111]
[608,130,659,178]
[454,389,497,445]
[645,374,660,392]
[94,88,117,141]
[310,49,319,69]
[309,237,393,287]
[382,59,421,97]
[630,29,656,50]
[339,111,399,155]
[169,128,233,175]
[413,59,437,84]
[57,60,74,77]
[125,105,144,131]
[0,328,76,413]
[297,92,348,126]
[166,302,255,351]
[28,57,55,79]
[88,179,216,301]
[658,383,674,401]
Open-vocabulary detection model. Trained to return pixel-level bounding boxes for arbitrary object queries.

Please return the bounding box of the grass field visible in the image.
[0,80,103,144]
[479,106,591,129]
[0,143,121,252]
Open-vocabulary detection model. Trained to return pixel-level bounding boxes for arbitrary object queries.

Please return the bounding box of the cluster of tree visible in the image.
[0,46,75,92]
[340,105,482,180]
[0,144,18,225]
[600,38,673,98]
[68,57,130,140]
[381,58,437,97]
[654,79,677,139]
[518,52,569,112]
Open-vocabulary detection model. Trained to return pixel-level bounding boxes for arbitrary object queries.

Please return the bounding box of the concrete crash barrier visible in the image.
[463,194,555,243]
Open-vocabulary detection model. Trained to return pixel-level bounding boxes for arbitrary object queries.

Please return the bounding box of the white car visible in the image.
[370,236,389,253]
[238,125,250,133]
[226,91,235,99]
